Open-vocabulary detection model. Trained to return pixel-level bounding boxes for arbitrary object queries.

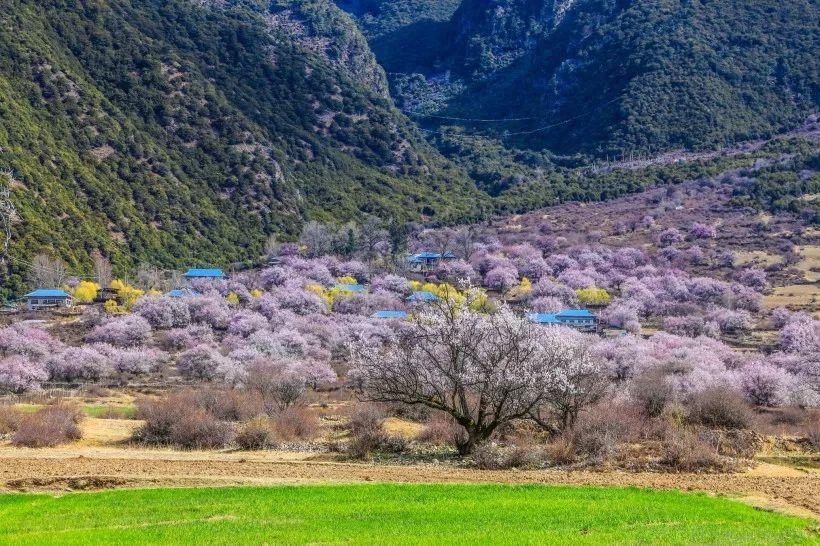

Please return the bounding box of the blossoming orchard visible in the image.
[1,205,818,462]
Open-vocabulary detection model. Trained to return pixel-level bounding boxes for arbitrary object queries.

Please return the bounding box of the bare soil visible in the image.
[0,446,817,519]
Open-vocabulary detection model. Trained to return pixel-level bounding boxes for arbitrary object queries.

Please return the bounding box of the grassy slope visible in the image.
[0,484,816,545]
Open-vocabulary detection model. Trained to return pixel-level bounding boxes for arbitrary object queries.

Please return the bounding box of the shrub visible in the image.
[133,392,236,448]
[168,409,235,449]
[349,404,384,437]
[273,406,317,442]
[11,405,83,447]
[471,443,506,470]
[244,361,307,414]
[188,387,263,421]
[543,436,575,466]
[133,296,191,329]
[45,346,111,382]
[177,345,228,380]
[503,444,546,469]
[576,287,611,306]
[470,440,545,469]
[687,387,751,429]
[736,268,768,291]
[804,417,820,451]
[133,396,182,444]
[347,405,386,459]
[0,404,22,434]
[689,223,716,239]
[739,361,790,407]
[235,417,278,450]
[571,406,639,461]
[483,266,519,292]
[657,228,684,245]
[416,414,466,447]
[779,313,820,354]
[660,428,725,472]
[631,371,673,418]
[110,347,167,376]
[86,315,152,347]
[0,355,48,393]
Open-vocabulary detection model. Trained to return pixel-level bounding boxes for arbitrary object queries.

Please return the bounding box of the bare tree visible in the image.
[358,217,389,261]
[0,168,17,266]
[351,293,594,454]
[417,227,456,256]
[135,262,164,291]
[299,221,334,258]
[263,233,279,260]
[92,251,113,288]
[29,253,68,288]
[453,225,480,259]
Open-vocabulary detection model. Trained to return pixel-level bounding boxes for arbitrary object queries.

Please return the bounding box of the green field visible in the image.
[0,484,816,545]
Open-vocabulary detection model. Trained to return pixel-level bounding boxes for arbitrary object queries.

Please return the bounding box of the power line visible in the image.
[415,114,535,122]
[503,95,624,136]
[418,95,625,138]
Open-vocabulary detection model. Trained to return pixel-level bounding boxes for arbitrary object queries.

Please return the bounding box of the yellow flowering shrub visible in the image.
[72,281,100,303]
[576,287,611,306]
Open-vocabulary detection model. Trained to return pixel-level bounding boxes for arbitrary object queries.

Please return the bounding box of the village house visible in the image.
[183,268,225,281]
[528,309,598,332]
[334,283,366,293]
[22,289,73,311]
[406,252,456,271]
[167,288,199,298]
[372,310,408,320]
[407,291,439,303]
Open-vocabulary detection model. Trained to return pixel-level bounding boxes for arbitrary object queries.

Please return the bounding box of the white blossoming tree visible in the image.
[351,292,601,454]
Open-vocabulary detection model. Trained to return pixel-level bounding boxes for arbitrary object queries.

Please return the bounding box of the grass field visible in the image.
[0,484,816,545]
[14,404,136,419]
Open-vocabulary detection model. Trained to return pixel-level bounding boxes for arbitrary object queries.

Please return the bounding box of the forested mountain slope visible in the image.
[0,0,487,292]
[342,0,819,157]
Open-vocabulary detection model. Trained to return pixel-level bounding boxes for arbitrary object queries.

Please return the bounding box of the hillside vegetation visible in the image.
[350,0,819,156]
[0,0,817,294]
[0,0,486,293]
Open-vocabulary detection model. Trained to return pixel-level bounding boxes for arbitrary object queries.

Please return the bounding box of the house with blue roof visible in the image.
[334,283,366,294]
[407,291,439,303]
[167,288,200,298]
[372,310,408,320]
[406,251,456,270]
[23,289,73,311]
[528,309,598,332]
[183,268,225,280]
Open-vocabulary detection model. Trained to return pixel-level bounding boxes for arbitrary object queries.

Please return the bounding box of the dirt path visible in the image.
[1,449,818,519]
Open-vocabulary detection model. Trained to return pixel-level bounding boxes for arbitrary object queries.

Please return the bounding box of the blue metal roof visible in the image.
[407,291,438,302]
[407,251,456,262]
[184,268,224,278]
[167,288,200,298]
[556,309,595,318]
[24,289,71,298]
[528,313,562,324]
[335,283,366,293]
[372,310,408,319]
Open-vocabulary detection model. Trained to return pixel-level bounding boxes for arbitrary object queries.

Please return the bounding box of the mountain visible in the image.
[342,0,819,157]
[0,0,488,293]
[1,0,817,295]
